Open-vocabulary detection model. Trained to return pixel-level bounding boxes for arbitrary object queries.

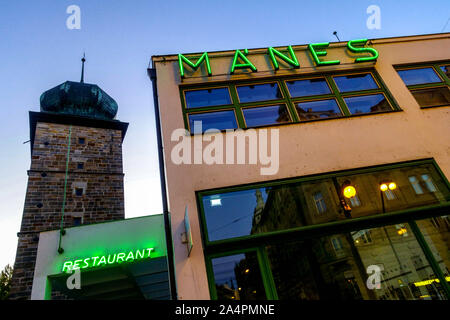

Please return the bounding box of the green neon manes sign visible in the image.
[347,39,379,62]
[268,46,300,70]
[61,247,154,273]
[231,49,257,74]
[178,52,212,78]
[308,42,341,66]
[177,39,379,78]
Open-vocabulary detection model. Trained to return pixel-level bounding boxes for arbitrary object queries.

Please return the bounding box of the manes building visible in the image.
[149,33,450,300]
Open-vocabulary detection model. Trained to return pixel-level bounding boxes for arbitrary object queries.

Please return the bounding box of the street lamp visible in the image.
[379,181,396,213]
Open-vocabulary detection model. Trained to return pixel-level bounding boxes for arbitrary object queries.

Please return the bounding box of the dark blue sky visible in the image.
[0,0,449,269]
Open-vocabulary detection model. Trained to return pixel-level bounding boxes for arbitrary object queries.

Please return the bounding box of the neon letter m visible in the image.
[178,52,212,78]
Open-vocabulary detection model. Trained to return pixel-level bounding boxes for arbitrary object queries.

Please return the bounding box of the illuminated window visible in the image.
[409,176,424,195]
[421,174,437,192]
[313,191,327,214]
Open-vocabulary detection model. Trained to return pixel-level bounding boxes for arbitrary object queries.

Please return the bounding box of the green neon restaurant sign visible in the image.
[178,39,379,78]
[62,247,154,273]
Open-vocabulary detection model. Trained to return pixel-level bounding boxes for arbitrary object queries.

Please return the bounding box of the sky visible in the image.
[0,0,449,271]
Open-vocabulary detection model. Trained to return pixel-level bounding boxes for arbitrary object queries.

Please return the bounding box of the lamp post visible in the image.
[331,177,376,299]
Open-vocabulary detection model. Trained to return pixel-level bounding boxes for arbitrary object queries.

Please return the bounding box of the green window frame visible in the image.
[197,159,450,300]
[180,69,400,134]
[396,62,450,109]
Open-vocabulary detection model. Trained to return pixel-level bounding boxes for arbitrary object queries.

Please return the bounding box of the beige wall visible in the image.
[152,34,450,299]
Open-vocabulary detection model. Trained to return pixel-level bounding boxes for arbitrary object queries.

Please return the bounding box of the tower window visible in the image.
[77,162,84,169]
[75,188,84,196]
[78,137,85,144]
[73,217,82,226]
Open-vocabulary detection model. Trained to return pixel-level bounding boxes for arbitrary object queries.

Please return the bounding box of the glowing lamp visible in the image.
[343,186,356,198]
[380,184,388,192]
[389,182,397,190]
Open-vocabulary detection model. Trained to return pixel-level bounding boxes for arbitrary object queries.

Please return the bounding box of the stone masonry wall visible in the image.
[9,121,125,299]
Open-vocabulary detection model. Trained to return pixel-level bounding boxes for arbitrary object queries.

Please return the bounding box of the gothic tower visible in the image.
[9,66,128,299]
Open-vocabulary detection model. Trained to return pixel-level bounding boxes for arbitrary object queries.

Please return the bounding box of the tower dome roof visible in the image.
[40,81,118,120]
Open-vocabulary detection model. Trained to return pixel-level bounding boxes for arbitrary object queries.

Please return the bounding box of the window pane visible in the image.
[185,88,231,108]
[296,99,343,121]
[440,65,450,79]
[202,163,450,242]
[397,68,442,86]
[286,78,331,97]
[243,105,291,127]
[333,73,378,92]
[410,87,450,108]
[409,176,424,195]
[266,224,447,300]
[188,111,237,133]
[211,252,266,300]
[237,83,282,103]
[416,216,450,279]
[344,94,392,114]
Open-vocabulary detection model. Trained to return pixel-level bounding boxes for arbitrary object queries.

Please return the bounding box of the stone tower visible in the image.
[9,77,128,299]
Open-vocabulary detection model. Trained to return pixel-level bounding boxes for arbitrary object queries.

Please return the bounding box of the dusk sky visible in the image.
[0,0,449,270]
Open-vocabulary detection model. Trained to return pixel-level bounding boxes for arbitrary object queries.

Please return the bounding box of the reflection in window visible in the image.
[211,252,266,300]
[349,195,361,207]
[188,110,237,133]
[410,87,450,108]
[286,78,331,97]
[333,73,379,92]
[344,94,392,114]
[265,225,446,300]
[296,99,342,121]
[313,192,327,214]
[237,83,282,103]
[185,88,231,108]
[384,189,396,200]
[440,65,450,78]
[243,105,291,127]
[397,68,442,86]
[409,176,424,195]
[416,217,450,287]
[421,174,437,192]
[352,229,372,244]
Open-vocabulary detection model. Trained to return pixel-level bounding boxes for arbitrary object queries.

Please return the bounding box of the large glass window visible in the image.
[265,224,448,300]
[237,83,282,103]
[242,104,291,127]
[396,64,450,108]
[201,162,450,243]
[344,94,392,114]
[333,73,379,92]
[188,110,237,133]
[181,69,398,133]
[286,78,331,97]
[203,161,450,300]
[185,87,232,108]
[397,68,442,86]
[296,99,342,120]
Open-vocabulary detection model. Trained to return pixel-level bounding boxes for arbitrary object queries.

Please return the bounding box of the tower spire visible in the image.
[80,53,86,83]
